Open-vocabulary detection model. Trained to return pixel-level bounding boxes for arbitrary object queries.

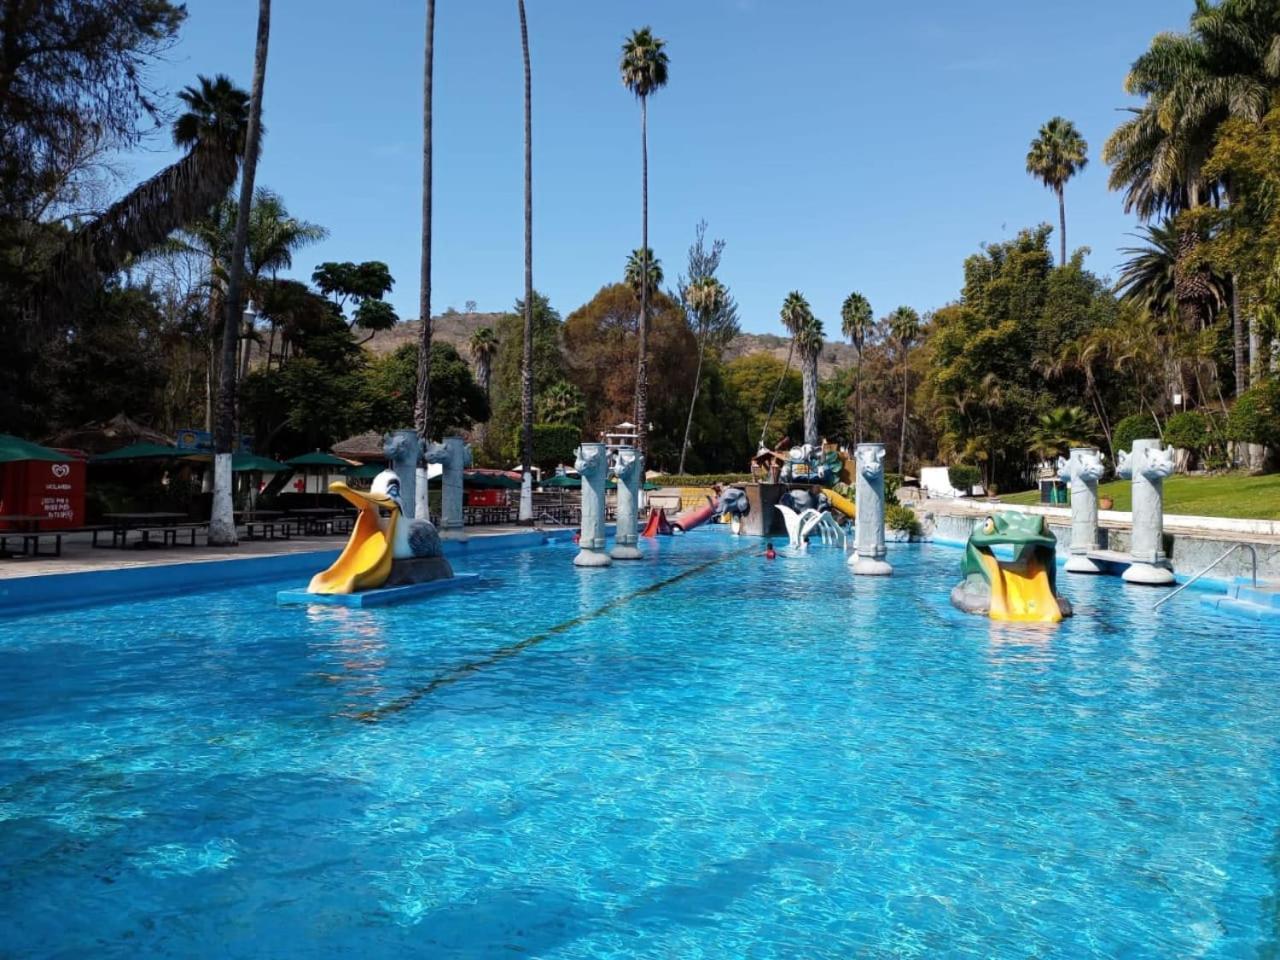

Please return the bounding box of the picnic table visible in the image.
[102,512,194,549]
[0,515,54,558]
[283,507,350,536]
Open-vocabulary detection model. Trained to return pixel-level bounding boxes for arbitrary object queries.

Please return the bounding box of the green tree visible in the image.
[1026,117,1089,267]
[211,0,271,547]
[779,292,823,448]
[619,25,669,455]
[490,292,564,466]
[311,261,398,341]
[841,291,874,444]
[724,353,802,453]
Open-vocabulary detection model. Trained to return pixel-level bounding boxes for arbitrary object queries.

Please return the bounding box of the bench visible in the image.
[244,520,291,541]
[0,531,63,558]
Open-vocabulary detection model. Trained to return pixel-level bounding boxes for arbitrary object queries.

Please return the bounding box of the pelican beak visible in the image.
[328,481,401,515]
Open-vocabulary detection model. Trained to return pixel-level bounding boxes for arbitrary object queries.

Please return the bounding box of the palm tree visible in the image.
[677,276,725,473]
[1116,218,1227,319]
[840,291,873,444]
[39,73,249,331]
[1104,7,1276,344]
[780,292,822,448]
[210,0,270,547]
[245,189,326,372]
[537,380,586,427]
[888,306,920,474]
[518,0,535,522]
[1026,117,1089,267]
[469,326,499,402]
[619,26,669,456]
[624,247,663,300]
[414,0,436,519]
[1027,406,1096,462]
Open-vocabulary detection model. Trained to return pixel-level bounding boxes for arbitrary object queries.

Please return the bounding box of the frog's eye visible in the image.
[983,517,995,534]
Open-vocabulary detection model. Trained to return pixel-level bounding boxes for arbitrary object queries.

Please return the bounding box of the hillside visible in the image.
[370,316,857,378]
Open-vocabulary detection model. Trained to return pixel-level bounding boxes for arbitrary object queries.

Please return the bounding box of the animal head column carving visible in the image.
[850,443,892,576]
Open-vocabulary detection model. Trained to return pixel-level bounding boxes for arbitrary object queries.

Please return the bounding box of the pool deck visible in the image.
[0,524,557,579]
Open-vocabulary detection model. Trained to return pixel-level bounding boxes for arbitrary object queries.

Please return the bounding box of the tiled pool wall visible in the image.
[0,529,581,617]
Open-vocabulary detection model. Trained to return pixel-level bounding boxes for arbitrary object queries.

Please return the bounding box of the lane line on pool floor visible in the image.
[351,546,752,723]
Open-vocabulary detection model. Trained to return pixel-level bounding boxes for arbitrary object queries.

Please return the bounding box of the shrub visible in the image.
[886,503,922,537]
[1112,413,1160,457]
[1163,411,1209,455]
[1227,378,1280,450]
[948,464,980,494]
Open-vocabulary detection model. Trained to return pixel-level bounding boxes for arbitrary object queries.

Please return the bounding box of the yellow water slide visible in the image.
[307,483,396,595]
[977,552,1063,624]
[821,487,856,520]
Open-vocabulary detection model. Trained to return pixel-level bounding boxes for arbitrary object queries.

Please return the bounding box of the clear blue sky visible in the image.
[128,0,1186,335]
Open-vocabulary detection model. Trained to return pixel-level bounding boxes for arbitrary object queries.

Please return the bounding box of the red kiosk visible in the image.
[0,435,86,530]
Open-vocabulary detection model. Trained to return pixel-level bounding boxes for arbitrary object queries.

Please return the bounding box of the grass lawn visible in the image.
[1000,472,1280,520]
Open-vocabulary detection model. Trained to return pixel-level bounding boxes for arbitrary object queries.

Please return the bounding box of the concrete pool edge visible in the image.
[0,528,581,617]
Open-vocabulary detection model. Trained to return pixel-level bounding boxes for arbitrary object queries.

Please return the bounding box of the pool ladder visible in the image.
[1153,542,1257,610]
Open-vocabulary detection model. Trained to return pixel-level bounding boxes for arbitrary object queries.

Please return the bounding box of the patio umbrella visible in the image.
[542,474,581,488]
[0,434,72,463]
[232,453,289,473]
[92,442,181,462]
[286,450,356,497]
[464,471,521,489]
[346,463,385,480]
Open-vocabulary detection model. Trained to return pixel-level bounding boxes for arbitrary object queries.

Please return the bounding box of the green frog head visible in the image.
[969,511,1057,552]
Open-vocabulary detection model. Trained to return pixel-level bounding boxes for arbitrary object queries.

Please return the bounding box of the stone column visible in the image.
[1117,438,1175,585]
[427,437,470,540]
[849,442,892,576]
[1059,446,1104,574]
[384,429,420,519]
[610,445,643,560]
[574,442,611,567]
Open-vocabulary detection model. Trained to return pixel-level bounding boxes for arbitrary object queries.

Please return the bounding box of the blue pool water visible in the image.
[2,532,1279,958]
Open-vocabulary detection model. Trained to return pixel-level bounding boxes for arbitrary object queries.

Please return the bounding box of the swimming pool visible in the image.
[1,531,1278,957]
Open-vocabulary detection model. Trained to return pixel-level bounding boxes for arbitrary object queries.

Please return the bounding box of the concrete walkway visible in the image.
[0,524,561,579]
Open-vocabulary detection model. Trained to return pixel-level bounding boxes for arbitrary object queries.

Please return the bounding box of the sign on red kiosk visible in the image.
[0,457,86,529]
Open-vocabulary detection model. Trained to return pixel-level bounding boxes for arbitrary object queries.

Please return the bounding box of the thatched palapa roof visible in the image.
[44,413,173,455]
[331,431,386,463]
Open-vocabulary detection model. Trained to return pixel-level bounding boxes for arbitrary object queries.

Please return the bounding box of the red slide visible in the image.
[641,507,674,537]
[672,502,715,533]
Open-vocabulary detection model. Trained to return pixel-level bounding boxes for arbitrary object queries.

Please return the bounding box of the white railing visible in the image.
[1153,543,1258,610]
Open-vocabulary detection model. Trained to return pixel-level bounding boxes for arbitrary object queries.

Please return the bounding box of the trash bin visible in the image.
[1039,479,1067,504]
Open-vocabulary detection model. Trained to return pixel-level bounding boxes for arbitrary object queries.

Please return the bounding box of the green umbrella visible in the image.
[287,450,354,468]
[0,434,71,463]
[232,453,289,473]
[345,462,385,480]
[464,471,521,489]
[92,442,182,462]
[542,474,581,488]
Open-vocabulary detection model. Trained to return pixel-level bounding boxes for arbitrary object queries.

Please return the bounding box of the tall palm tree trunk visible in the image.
[854,355,862,444]
[801,351,818,448]
[1231,275,1245,396]
[518,0,535,523]
[210,0,270,546]
[677,334,707,474]
[1057,184,1066,266]
[898,357,909,475]
[634,94,649,457]
[413,0,435,520]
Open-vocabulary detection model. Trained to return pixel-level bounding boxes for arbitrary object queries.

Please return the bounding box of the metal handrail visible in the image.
[1153,542,1258,610]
